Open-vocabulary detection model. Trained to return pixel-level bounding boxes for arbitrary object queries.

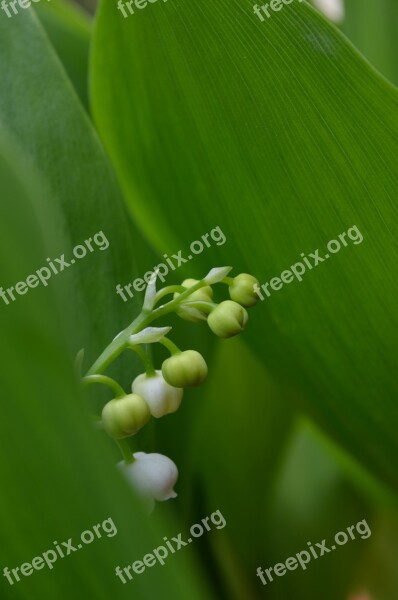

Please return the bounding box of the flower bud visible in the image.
[118,452,178,509]
[101,394,150,439]
[132,370,183,418]
[229,273,260,307]
[162,350,208,388]
[174,279,213,322]
[208,300,248,338]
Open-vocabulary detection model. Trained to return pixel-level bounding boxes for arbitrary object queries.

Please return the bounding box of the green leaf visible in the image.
[91,0,398,491]
[0,8,149,389]
[34,0,92,109]
[0,139,212,600]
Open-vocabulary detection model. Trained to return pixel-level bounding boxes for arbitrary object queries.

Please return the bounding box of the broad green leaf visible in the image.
[91,0,398,491]
[34,0,92,109]
[0,140,212,600]
[0,8,148,390]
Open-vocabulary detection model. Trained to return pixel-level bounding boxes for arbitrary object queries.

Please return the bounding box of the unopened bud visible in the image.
[102,394,150,439]
[208,300,248,338]
[229,273,260,307]
[162,350,208,388]
[174,279,213,322]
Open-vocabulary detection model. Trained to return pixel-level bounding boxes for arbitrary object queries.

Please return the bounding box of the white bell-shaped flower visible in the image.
[132,370,183,418]
[118,452,178,508]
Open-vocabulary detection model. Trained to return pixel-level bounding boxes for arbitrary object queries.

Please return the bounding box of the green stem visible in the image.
[152,279,207,315]
[159,337,181,355]
[182,300,216,314]
[221,276,234,285]
[116,439,135,464]
[127,345,156,376]
[85,280,207,377]
[154,285,185,305]
[82,374,125,398]
[86,311,150,376]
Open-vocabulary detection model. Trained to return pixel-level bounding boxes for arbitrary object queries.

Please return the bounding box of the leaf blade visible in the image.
[91,0,398,490]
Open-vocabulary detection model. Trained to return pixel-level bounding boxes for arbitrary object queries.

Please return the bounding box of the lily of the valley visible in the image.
[118,452,178,509]
[132,370,183,418]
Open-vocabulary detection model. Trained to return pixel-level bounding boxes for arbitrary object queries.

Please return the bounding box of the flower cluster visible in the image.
[82,267,259,509]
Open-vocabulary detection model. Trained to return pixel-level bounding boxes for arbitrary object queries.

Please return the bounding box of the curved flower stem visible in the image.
[221,276,234,285]
[127,345,156,376]
[86,311,151,376]
[153,285,185,306]
[181,300,217,314]
[85,280,208,377]
[151,279,207,316]
[116,439,135,464]
[82,374,125,398]
[159,337,181,356]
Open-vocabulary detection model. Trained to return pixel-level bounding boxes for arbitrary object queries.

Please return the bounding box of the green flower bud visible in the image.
[180,279,213,302]
[174,279,213,322]
[229,273,260,307]
[162,350,208,388]
[101,394,150,439]
[208,300,248,338]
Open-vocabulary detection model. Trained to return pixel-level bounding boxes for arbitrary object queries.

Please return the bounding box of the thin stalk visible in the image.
[181,300,216,314]
[154,285,185,305]
[82,374,125,398]
[85,280,208,376]
[221,276,234,285]
[86,311,150,376]
[127,345,156,376]
[116,439,135,464]
[159,337,181,355]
